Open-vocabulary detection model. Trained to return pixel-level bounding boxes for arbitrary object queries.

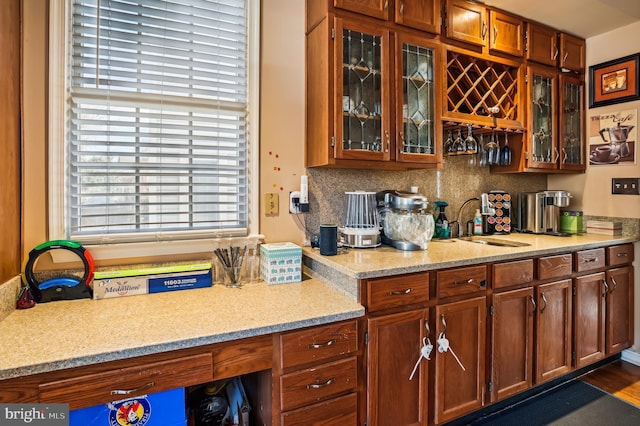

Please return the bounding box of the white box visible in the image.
[260,242,302,284]
[586,220,622,236]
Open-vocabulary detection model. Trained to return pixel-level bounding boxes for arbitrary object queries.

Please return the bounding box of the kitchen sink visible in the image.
[457,236,531,247]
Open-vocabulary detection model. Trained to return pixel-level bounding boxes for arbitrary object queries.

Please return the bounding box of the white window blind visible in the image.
[66,0,251,244]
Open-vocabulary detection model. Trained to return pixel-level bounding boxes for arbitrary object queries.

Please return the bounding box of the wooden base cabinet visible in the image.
[606,266,634,354]
[434,297,486,425]
[367,309,429,426]
[490,287,534,402]
[535,279,572,384]
[573,272,606,369]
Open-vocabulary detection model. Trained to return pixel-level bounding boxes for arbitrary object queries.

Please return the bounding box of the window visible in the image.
[50,0,259,258]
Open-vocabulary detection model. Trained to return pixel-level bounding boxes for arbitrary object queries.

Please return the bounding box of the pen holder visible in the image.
[214,246,247,288]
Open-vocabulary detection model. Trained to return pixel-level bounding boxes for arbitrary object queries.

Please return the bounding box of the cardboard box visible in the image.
[70,388,187,426]
[260,242,302,284]
[93,263,212,299]
[560,210,583,234]
[586,220,622,235]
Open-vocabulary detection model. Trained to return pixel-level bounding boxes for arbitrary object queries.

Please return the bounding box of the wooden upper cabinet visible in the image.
[489,10,524,57]
[559,32,585,72]
[444,0,487,47]
[334,0,390,20]
[395,0,441,34]
[525,22,558,67]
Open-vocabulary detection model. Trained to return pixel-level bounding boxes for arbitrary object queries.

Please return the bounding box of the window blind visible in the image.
[67,0,249,243]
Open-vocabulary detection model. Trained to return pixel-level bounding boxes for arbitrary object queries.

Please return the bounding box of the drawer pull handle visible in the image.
[110,381,155,395]
[306,378,336,389]
[454,278,474,285]
[308,339,336,349]
[584,257,598,263]
[389,288,412,295]
[617,253,628,257]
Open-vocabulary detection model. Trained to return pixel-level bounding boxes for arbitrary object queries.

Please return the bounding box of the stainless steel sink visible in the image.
[457,236,531,247]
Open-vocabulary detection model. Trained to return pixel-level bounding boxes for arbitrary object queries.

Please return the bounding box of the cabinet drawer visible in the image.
[280,357,357,411]
[437,265,487,298]
[537,254,572,280]
[575,248,605,273]
[281,392,358,426]
[607,244,634,266]
[493,259,534,289]
[366,273,430,312]
[279,320,358,369]
[39,353,213,410]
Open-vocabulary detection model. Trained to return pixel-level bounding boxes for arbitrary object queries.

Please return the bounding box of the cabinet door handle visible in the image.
[602,279,609,298]
[482,21,487,40]
[610,276,618,294]
[399,0,404,15]
[553,45,559,60]
[440,314,447,334]
[111,381,155,395]
[540,292,548,313]
[493,25,498,45]
[390,288,412,295]
[384,0,389,10]
[385,130,390,153]
[563,50,569,63]
[552,147,560,163]
[307,377,336,389]
[529,295,537,314]
[561,147,567,164]
[399,132,405,154]
[308,339,336,349]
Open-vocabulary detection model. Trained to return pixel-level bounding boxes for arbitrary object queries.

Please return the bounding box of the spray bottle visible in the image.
[434,201,450,239]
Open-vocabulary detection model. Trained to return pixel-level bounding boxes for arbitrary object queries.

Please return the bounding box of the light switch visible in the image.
[265,193,279,215]
[611,178,640,195]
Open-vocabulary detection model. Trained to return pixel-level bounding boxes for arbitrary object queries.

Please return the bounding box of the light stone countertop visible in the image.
[303,233,638,295]
[0,277,364,380]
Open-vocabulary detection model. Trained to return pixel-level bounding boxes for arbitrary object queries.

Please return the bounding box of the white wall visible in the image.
[549,21,640,355]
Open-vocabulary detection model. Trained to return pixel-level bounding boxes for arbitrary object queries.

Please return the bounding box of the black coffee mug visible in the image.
[319,224,338,256]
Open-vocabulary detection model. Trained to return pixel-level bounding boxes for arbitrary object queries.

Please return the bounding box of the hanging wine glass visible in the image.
[453,129,466,154]
[499,132,512,166]
[478,134,487,167]
[444,130,455,155]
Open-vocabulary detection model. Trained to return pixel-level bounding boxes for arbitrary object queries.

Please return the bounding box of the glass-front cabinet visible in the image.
[395,33,441,164]
[339,21,390,161]
[305,16,441,169]
[559,74,585,171]
[526,65,558,170]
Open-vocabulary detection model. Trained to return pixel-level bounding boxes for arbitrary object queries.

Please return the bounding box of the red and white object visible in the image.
[586,220,622,235]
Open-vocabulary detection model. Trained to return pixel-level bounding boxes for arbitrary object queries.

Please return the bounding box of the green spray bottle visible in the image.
[434,201,450,239]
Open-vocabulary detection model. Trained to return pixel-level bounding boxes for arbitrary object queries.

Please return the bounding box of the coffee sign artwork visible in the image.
[589,109,637,166]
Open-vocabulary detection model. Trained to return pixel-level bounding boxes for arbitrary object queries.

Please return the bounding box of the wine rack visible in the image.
[444,50,524,131]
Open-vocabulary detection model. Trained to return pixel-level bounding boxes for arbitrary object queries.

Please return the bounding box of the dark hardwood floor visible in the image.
[580,360,640,407]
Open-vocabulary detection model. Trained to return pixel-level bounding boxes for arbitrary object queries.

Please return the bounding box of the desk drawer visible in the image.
[575,248,605,273]
[537,254,572,281]
[279,320,358,369]
[437,265,487,298]
[280,357,357,411]
[39,353,213,410]
[607,244,634,266]
[281,392,357,426]
[366,273,430,312]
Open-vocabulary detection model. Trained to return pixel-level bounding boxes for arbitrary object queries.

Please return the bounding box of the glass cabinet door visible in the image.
[559,74,585,171]
[396,34,440,164]
[528,66,557,169]
[338,20,390,161]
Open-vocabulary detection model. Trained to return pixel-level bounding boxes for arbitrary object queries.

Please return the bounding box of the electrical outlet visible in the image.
[265,193,279,215]
[612,178,640,195]
[289,191,301,214]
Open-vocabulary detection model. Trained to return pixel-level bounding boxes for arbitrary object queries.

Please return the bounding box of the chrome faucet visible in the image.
[454,195,496,237]
[454,197,480,237]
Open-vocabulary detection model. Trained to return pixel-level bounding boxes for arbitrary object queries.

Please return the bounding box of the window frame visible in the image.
[48,0,261,261]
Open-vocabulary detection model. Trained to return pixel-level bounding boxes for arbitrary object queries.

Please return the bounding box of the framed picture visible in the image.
[589,53,640,108]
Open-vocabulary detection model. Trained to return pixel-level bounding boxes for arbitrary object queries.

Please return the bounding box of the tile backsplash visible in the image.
[305,155,547,238]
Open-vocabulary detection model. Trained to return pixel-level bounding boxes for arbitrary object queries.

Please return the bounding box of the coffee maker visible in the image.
[518,190,572,235]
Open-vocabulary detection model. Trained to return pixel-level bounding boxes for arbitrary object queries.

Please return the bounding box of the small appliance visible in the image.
[376,190,434,250]
[340,191,381,248]
[518,190,572,235]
